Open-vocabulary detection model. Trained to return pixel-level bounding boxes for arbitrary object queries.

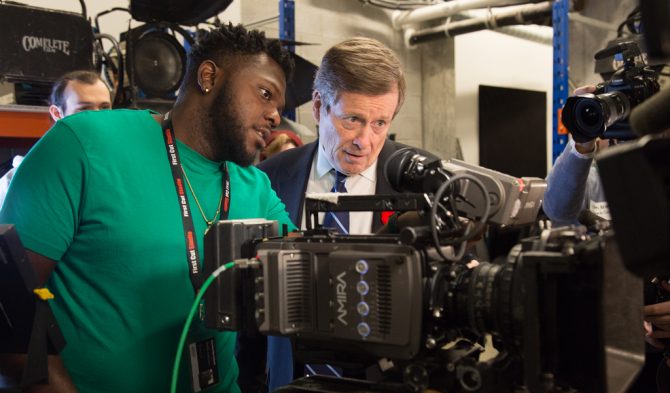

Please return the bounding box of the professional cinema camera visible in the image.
[203,149,644,393]
[561,40,660,143]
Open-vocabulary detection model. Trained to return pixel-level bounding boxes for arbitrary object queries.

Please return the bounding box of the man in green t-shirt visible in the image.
[0,23,294,392]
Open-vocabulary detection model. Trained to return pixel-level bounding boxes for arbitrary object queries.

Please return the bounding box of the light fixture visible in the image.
[125,23,192,100]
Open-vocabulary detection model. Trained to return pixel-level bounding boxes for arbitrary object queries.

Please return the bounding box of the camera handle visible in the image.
[594,41,641,67]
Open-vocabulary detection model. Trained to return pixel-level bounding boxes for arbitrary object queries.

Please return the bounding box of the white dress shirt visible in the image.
[301,148,377,234]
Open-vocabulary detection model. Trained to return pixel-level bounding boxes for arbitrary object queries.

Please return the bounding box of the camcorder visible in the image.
[203,149,644,393]
[561,41,660,143]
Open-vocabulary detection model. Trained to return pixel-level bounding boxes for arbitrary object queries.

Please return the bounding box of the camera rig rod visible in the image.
[304,193,431,231]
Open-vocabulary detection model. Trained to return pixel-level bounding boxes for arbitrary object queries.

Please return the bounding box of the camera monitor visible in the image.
[0,224,65,387]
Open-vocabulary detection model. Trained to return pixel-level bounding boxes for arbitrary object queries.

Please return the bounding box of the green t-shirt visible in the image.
[0,109,295,392]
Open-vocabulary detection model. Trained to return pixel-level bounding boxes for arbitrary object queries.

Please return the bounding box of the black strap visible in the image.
[161,112,230,293]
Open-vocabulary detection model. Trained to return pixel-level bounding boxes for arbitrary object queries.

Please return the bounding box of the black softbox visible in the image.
[285,52,319,111]
[130,0,234,26]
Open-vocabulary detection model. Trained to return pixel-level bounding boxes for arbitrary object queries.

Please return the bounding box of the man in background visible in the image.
[47,70,112,120]
[0,70,112,207]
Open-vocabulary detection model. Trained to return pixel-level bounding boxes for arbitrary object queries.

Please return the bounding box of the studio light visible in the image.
[120,0,233,108]
[125,23,192,100]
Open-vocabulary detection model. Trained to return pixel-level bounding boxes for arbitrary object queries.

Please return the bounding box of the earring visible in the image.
[205,87,210,93]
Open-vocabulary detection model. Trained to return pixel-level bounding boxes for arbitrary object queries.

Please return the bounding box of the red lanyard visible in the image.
[161,112,230,293]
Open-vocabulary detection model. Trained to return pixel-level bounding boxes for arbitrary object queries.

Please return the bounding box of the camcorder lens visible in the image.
[578,101,602,127]
[444,259,517,343]
[598,91,631,127]
[573,98,605,137]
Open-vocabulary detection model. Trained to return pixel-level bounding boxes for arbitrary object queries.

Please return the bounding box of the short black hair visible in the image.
[50,70,105,111]
[181,23,294,92]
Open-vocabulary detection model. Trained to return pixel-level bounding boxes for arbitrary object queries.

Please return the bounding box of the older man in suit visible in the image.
[258,37,430,234]
[254,37,436,392]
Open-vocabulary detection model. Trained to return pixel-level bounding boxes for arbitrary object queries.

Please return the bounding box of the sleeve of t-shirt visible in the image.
[0,122,87,260]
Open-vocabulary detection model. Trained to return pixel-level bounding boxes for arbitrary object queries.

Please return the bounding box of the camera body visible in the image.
[202,150,646,392]
[561,41,660,143]
[204,219,644,393]
[254,238,424,361]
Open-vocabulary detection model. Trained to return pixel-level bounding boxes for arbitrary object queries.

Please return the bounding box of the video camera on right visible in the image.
[204,149,646,393]
[561,41,660,142]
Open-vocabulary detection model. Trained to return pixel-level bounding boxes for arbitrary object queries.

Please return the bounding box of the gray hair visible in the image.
[313,37,405,116]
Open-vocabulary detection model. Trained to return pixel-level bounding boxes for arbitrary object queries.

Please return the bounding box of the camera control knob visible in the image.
[355,259,369,274]
[357,301,370,316]
[357,322,371,338]
[255,276,264,295]
[356,281,369,295]
[255,308,264,322]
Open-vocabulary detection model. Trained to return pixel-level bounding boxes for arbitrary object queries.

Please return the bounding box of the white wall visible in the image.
[454,30,553,171]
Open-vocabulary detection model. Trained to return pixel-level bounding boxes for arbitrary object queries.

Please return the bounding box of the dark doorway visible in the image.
[478,85,547,178]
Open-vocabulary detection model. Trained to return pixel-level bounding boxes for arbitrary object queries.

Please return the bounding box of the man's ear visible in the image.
[49,105,63,121]
[197,60,218,94]
[312,90,322,122]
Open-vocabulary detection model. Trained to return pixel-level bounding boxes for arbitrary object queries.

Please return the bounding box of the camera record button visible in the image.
[355,260,369,274]
[356,281,370,295]
[357,322,371,338]
[357,301,370,316]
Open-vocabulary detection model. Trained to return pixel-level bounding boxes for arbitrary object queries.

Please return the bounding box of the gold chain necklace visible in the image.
[181,167,223,226]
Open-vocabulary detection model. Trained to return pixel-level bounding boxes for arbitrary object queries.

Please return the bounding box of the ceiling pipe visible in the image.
[391,0,531,29]
[405,1,552,47]
[457,7,553,45]
[493,25,553,45]
[568,12,618,33]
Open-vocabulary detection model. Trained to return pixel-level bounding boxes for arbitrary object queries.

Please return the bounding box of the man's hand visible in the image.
[572,85,597,96]
[644,280,670,366]
[0,354,78,392]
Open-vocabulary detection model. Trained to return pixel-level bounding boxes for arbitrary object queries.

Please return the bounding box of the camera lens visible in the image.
[562,91,634,143]
[576,101,603,128]
[598,91,630,127]
[573,98,605,137]
[444,260,516,343]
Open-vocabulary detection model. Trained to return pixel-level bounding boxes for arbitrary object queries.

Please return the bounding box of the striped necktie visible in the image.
[307,171,350,378]
[322,171,349,234]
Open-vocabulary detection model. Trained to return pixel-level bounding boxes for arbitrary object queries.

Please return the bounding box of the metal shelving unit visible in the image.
[279,0,296,121]
[552,0,569,163]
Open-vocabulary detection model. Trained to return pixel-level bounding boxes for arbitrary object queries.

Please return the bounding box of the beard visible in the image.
[203,80,257,166]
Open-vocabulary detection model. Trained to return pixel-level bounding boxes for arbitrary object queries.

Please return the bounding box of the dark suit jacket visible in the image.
[257,139,434,232]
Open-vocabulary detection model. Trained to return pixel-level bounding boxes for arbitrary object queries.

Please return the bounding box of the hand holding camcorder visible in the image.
[561,41,660,144]
[644,278,670,348]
